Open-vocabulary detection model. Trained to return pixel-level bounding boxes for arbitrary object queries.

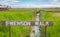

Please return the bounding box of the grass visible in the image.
[0,9,60,37]
[41,11,60,37]
[0,9,34,37]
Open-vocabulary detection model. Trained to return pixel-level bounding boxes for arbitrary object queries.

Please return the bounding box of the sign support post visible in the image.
[45,26,47,37]
[9,25,11,37]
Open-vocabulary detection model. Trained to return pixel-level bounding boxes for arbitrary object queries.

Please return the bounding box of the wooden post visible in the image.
[9,17,12,37]
[45,26,47,37]
[9,25,11,37]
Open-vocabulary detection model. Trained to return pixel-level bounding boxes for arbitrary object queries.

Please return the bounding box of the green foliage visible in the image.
[41,11,60,37]
[0,9,60,37]
[0,9,34,37]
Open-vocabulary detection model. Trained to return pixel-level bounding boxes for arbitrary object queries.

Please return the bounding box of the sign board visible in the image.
[1,21,53,26]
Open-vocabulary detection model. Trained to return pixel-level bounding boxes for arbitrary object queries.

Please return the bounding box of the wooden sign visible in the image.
[1,21,53,26]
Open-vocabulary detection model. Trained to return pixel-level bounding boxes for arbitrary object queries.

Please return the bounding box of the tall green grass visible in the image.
[41,11,60,37]
[0,9,60,37]
[0,9,35,37]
